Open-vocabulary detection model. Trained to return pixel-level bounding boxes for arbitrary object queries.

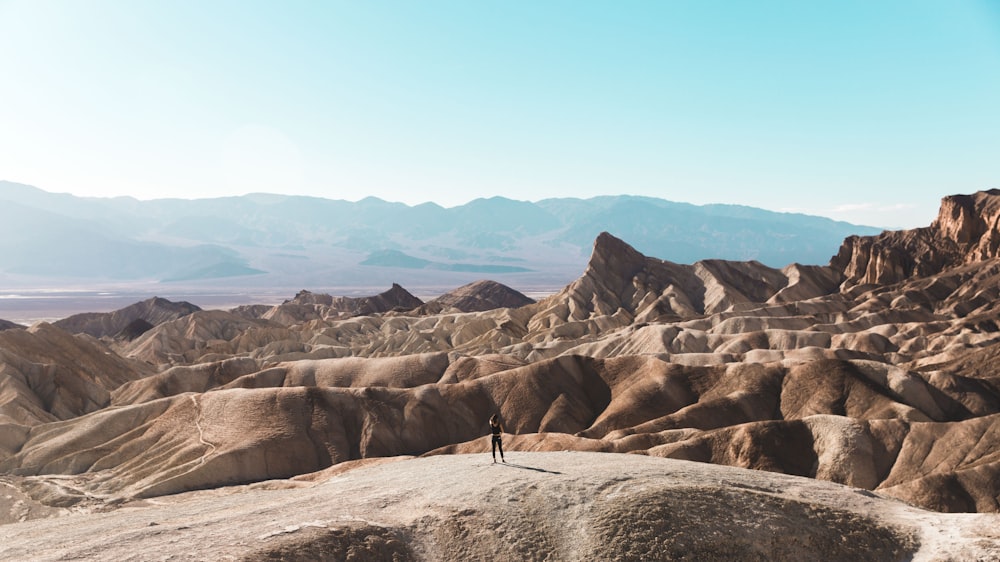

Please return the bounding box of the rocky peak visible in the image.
[831,189,1000,289]
[358,283,423,314]
[931,189,1000,262]
[589,231,647,278]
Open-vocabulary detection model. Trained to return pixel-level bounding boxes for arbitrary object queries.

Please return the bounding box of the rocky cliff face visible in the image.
[832,189,1000,289]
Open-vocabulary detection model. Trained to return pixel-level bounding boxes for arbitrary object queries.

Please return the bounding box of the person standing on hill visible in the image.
[490,413,505,463]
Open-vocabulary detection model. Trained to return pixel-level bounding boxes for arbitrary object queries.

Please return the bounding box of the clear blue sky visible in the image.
[1,1,998,228]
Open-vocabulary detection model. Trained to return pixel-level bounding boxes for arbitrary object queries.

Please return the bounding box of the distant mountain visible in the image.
[361,250,532,273]
[0,195,263,282]
[0,181,882,289]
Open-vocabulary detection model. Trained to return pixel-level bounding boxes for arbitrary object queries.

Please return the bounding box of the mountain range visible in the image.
[0,181,880,290]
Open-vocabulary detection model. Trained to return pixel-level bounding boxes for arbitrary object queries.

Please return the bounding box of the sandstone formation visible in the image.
[3,189,1000,558]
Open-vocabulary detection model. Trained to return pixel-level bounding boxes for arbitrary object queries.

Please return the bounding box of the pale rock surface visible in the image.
[2,452,999,562]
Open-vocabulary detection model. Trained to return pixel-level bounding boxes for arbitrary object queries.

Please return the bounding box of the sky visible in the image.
[1,1,998,229]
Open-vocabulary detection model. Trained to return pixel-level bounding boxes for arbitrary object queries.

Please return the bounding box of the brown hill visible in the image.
[118,310,288,366]
[0,323,152,427]
[5,351,1000,512]
[416,280,535,314]
[52,296,201,338]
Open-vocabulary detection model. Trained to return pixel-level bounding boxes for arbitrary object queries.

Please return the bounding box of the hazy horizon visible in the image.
[2,179,902,229]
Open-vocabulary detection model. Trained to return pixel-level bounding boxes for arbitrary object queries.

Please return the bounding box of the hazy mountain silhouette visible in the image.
[0,181,880,287]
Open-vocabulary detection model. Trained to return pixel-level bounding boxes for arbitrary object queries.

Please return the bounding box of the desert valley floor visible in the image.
[3,191,1000,560]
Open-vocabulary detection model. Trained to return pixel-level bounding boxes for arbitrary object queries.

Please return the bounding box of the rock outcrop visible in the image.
[832,189,1000,289]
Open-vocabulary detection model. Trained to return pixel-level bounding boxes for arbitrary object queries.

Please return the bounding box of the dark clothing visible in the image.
[490,420,504,460]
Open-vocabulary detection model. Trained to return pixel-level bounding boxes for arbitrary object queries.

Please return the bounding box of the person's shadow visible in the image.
[497,462,562,475]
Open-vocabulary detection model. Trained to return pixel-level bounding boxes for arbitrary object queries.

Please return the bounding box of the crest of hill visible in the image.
[832,189,1000,289]
[416,280,536,314]
[52,296,201,338]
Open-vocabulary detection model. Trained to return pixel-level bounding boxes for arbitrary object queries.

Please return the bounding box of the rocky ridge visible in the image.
[234,284,424,325]
[52,296,201,339]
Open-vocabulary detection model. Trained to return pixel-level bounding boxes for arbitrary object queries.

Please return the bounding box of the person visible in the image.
[489,413,505,463]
